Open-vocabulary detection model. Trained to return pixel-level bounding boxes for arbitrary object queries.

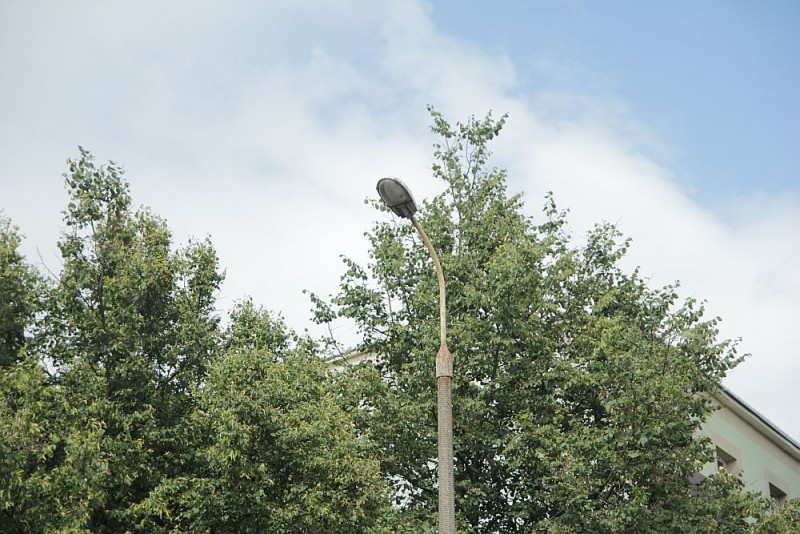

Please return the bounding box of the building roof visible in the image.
[716,386,800,463]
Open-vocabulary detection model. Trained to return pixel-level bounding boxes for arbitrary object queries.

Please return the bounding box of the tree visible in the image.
[0,217,41,366]
[0,358,109,531]
[319,109,779,531]
[1,150,398,532]
[39,149,226,531]
[125,298,395,532]
[1,215,111,531]
[1,127,794,532]
[753,498,800,533]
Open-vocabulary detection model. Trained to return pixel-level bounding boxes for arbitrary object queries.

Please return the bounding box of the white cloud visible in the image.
[497,111,800,439]
[1,0,797,440]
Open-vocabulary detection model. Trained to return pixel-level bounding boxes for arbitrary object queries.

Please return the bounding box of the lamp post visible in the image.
[376,177,455,533]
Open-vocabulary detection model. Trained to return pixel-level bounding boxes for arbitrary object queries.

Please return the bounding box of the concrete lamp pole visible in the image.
[376,177,455,533]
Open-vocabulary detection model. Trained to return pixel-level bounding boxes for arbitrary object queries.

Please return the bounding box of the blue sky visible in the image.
[431,0,799,202]
[0,0,798,438]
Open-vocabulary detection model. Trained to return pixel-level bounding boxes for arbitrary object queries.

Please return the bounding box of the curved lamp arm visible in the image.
[410,215,452,378]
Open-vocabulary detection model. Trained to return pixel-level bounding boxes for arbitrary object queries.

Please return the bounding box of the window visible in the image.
[715,446,739,474]
[769,482,788,507]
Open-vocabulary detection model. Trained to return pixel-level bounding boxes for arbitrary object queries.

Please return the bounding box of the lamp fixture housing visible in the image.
[376,177,418,218]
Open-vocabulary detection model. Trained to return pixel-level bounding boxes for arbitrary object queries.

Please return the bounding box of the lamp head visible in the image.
[376,177,418,218]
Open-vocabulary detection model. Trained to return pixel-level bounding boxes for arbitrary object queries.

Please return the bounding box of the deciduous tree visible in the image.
[0,217,41,367]
[320,109,782,532]
[1,151,397,532]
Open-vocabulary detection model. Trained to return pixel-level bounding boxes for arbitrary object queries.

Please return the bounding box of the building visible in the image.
[703,387,800,505]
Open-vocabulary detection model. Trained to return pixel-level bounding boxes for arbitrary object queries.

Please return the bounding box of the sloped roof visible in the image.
[715,386,800,463]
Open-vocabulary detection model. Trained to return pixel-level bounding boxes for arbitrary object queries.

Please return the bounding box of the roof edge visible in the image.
[715,385,800,463]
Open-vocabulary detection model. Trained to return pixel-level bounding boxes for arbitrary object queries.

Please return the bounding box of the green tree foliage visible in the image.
[0,124,796,532]
[135,352,391,532]
[0,217,41,366]
[130,301,393,532]
[320,109,787,532]
[29,149,225,531]
[0,360,108,531]
[0,149,393,532]
[753,498,800,533]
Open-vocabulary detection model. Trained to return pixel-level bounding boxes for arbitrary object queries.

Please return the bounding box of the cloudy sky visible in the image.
[1,1,798,440]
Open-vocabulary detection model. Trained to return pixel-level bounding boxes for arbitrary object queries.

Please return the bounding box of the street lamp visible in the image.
[376,177,455,533]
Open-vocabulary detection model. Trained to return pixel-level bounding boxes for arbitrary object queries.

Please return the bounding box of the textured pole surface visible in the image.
[411,215,455,533]
[437,375,455,533]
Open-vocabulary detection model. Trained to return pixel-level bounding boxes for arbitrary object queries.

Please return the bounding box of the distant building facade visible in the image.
[702,387,800,505]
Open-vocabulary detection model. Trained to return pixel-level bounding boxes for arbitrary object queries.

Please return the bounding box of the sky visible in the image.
[0,1,798,440]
